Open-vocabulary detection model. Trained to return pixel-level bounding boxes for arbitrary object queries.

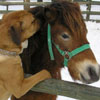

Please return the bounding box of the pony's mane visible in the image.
[48,1,87,34]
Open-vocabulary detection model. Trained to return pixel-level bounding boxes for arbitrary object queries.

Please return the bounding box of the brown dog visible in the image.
[0,10,51,100]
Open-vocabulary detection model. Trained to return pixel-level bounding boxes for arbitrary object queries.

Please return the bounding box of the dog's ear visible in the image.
[9,22,22,45]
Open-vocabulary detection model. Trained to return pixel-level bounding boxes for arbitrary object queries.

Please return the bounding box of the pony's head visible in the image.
[42,1,99,83]
[28,1,100,84]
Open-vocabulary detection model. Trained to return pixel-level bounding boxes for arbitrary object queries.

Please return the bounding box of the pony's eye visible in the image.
[61,33,69,39]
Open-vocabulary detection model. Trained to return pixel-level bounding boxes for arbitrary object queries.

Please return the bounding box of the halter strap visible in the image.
[47,24,90,66]
[48,24,54,60]
[54,43,90,66]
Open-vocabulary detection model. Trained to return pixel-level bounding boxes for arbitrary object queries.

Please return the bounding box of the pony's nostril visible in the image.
[88,67,99,81]
[80,66,99,84]
[88,67,96,77]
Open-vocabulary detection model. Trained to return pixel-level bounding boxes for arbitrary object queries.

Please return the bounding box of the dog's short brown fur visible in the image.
[0,10,51,100]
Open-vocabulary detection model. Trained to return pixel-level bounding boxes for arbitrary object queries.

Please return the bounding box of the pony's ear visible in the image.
[28,7,45,25]
[44,7,57,23]
[9,22,22,45]
[28,7,44,20]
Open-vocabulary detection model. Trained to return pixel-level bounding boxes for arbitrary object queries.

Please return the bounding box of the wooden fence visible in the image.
[74,0,100,22]
[0,0,100,22]
[31,79,100,100]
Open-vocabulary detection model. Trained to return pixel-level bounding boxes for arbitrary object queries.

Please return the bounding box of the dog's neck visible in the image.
[0,40,28,56]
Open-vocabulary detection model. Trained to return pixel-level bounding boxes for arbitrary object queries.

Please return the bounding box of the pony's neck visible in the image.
[20,23,63,79]
[29,27,62,79]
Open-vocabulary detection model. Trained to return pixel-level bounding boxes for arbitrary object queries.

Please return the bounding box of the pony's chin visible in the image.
[72,75,99,84]
[80,73,99,84]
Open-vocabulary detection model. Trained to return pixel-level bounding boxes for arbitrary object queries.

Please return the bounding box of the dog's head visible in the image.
[0,10,40,54]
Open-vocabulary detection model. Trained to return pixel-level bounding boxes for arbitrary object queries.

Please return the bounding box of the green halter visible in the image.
[47,24,90,66]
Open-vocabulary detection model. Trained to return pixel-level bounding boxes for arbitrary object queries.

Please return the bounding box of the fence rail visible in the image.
[31,79,100,100]
[75,0,100,22]
[0,1,50,6]
[75,1,100,5]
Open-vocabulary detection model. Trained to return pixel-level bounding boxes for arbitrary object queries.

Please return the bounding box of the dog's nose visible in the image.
[80,65,100,84]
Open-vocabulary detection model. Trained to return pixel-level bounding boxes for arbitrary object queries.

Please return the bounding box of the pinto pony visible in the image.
[12,1,100,100]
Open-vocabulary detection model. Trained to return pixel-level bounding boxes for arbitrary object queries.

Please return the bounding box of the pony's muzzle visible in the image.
[80,64,100,84]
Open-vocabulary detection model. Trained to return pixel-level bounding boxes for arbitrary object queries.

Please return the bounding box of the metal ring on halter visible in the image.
[64,51,71,60]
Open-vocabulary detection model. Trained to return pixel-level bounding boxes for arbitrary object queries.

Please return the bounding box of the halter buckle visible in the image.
[64,51,71,60]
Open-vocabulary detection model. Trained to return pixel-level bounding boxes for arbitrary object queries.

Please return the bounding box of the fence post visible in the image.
[2,0,9,14]
[24,0,30,10]
[86,0,91,21]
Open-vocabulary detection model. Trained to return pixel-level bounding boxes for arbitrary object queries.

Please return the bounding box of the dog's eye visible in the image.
[61,33,69,39]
